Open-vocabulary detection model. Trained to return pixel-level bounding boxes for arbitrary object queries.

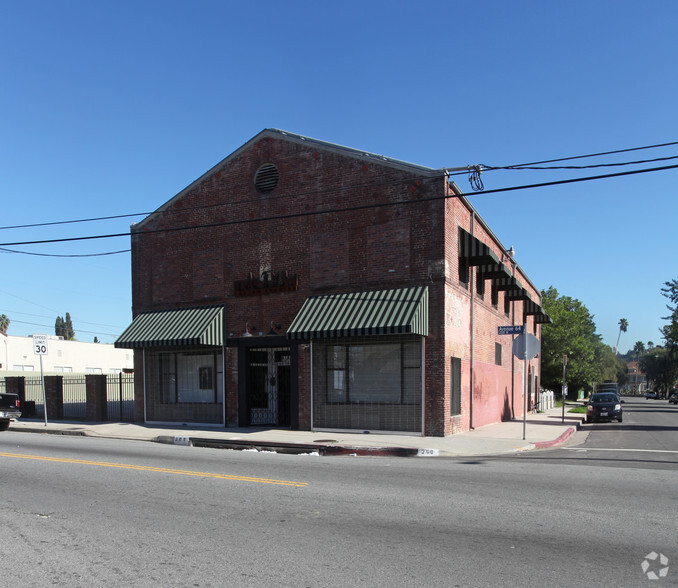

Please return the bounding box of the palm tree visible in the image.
[615,318,628,354]
[0,314,9,334]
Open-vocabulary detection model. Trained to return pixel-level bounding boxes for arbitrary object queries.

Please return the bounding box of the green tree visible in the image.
[55,316,64,338]
[541,286,600,396]
[55,313,75,340]
[615,318,628,354]
[641,278,678,396]
[632,341,646,358]
[64,312,75,340]
[0,314,9,334]
[595,342,619,382]
[640,348,677,397]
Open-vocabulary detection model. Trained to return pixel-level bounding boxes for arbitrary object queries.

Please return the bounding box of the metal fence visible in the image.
[1,374,135,422]
[63,375,87,419]
[25,377,45,417]
[106,373,135,421]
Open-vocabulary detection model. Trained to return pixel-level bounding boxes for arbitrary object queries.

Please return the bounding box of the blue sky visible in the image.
[1,0,676,353]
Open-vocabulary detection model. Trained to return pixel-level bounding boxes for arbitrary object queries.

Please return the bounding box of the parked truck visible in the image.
[0,393,21,431]
[596,381,619,395]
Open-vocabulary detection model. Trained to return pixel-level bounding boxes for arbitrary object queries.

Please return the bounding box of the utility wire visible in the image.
[1,162,677,248]
[482,139,678,169]
[3,139,676,231]
[0,247,130,257]
[7,319,120,338]
[483,154,678,171]
[0,309,126,330]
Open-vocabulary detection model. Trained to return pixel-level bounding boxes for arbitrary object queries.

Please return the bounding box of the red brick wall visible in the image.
[441,188,542,434]
[130,132,542,435]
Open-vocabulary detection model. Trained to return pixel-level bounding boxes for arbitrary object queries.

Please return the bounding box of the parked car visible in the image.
[669,393,678,404]
[646,391,658,399]
[586,393,623,423]
[0,392,21,431]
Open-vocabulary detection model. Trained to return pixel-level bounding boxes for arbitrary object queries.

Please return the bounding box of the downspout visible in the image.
[510,260,516,420]
[469,212,475,429]
[142,348,147,423]
[222,314,227,427]
[309,340,314,431]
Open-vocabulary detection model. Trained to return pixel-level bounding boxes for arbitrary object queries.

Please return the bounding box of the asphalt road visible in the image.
[0,397,676,587]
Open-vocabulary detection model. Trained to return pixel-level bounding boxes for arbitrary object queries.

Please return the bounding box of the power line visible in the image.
[2,139,676,231]
[0,173,422,231]
[6,319,121,338]
[1,162,677,248]
[0,247,130,258]
[483,154,678,171]
[0,212,148,231]
[0,309,127,330]
[482,139,678,168]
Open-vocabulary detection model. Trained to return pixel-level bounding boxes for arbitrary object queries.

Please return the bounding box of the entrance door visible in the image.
[248,348,291,426]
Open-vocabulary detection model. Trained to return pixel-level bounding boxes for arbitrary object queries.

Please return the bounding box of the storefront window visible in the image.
[324,339,421,405]
[145,348,224,424]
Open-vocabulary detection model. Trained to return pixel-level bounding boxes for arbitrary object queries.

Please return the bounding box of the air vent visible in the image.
[254,164,280,194]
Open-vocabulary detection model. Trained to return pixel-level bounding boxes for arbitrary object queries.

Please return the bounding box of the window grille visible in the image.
[145,348,223,424]
[450,356,461,416]
[313,335,423,433]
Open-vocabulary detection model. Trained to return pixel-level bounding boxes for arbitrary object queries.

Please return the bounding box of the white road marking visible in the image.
[567,447,678,454]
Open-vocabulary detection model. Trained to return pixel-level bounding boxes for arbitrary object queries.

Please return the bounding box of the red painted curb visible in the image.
[532,425,577,449]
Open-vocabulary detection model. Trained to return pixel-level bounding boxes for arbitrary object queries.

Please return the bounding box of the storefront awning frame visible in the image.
[287,286,429,340]
[115,306,225,349]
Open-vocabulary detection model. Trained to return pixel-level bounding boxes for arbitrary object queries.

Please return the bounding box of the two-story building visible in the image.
[115,129,549,435]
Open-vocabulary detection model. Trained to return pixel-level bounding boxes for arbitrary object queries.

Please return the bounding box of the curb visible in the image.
[9,425,87,437]
[156,435,427,457]
[531,423,580,449]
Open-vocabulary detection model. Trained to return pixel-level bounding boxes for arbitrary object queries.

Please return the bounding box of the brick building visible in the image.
[115,129,550,436]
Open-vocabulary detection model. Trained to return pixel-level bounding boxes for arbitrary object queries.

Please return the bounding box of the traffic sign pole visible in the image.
[523,323,528,440]
[33,335,49,426]
[40,354,47,426]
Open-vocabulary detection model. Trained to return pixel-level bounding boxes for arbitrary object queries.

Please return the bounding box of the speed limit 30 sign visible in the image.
[33,334,49,355]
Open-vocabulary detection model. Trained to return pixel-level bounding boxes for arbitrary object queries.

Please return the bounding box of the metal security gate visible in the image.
[63,376,87,419]
[106,373,135,421]
[248,348,291,426]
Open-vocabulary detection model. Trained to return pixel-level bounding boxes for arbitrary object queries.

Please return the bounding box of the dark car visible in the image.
[586,393,623,423]
[669,393,678,404]
[646,391,657,399]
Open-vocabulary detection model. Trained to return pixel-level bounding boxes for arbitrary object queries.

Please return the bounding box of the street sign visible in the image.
[32,335,50,426]
[498,325,524,335]
[33,334,49,355]
[512,333,540,360]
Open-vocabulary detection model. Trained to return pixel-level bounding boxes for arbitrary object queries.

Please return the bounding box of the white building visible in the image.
[0,333,133,375]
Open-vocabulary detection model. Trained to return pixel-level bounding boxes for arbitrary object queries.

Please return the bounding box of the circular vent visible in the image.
[254,163,280,194]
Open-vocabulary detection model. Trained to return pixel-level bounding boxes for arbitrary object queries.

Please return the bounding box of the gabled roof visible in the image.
[133,129,439,231]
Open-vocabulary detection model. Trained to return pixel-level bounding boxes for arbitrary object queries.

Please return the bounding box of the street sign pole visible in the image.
[40,354,47,426]
[523,323,528,440]
[33,335,49,426]
[561,355,567,424]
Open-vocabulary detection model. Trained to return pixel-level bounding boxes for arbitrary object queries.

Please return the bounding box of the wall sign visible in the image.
[234,271,298,297]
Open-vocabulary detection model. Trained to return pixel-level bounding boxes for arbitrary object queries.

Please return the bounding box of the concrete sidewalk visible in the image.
[7,406,584,457]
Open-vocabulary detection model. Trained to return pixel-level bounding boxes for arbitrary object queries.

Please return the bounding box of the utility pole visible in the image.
[561,355,567,423]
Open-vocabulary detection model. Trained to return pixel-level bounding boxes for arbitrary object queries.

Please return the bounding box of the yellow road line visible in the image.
[0,452,308,487]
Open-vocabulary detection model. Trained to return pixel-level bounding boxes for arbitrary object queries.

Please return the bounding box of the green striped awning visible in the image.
[459,228,500,266]
[287,287,428,340]
[534,312,553,324]
[115,306,224,349]
[523,299,552,323]
[505,288,532,303]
